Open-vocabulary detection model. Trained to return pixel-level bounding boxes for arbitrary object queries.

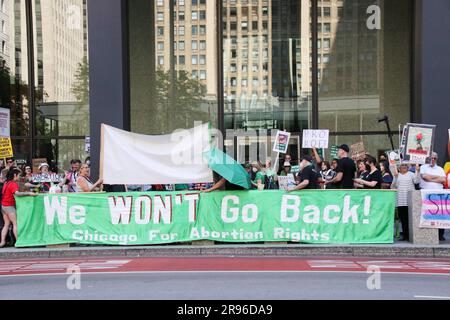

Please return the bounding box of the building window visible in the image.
[158,56,164,65]
[199,40,206,50]
[157,42,164,51]
[192,55,198,65]
[191,40,198,50]
[192,11,198,20]
[199,70,206,80]
[192,25,198,35]
[179,26,185,35]
[157,27,164,36]
[199,55,206,65]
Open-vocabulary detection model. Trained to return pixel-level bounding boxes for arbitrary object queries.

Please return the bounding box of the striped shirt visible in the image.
[391,172,420,207]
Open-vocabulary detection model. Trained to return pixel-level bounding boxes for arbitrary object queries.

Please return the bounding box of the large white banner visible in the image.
[101,124,214,185]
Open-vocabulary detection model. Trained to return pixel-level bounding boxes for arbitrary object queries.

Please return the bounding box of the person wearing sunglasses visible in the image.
[1,158,21,183]
[419,152,447,241]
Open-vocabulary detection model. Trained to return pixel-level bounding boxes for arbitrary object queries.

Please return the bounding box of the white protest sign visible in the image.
[302,130,329,149]
[273,131,291,154]
[0,108,10,138]
[85,136,90,154]
[278,174,297,191]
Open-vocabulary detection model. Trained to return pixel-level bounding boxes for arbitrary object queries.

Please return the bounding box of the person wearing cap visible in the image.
[419,152,447,241]
[25,163,52,193]
[288,155,319,191]
[280,162,292,177]
[325,144,356,189]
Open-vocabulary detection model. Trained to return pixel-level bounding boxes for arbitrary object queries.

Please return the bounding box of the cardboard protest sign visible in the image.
[350,142,366,161]
[0,138,13,158]
[302,130,329,149]
[273,131,291,154]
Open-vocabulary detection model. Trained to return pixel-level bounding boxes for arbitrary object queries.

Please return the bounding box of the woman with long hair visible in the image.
[354,160,370,189]
[380,160,394,189]
[1,169,37,247]
[353,155,382,189]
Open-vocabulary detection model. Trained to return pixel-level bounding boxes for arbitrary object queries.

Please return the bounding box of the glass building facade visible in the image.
[1,0,449,174]
[0,0,89,170]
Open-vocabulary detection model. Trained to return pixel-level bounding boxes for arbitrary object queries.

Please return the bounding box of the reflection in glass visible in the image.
[318,0,412,133]
[35,139,86,172]
[223,0,312,133]
[32,0,90,138]
[0,0,30,137]
[129,0,218,135]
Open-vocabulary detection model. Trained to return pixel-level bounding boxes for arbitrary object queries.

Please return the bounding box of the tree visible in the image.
[71,56,89,105]
[154,68,208,131]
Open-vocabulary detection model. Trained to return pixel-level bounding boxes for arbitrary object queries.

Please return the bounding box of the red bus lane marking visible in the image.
[1,257,450,276]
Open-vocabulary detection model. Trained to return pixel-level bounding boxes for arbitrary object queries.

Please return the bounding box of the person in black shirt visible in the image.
[325,144,356,189]
[288,155,319,191]
[354,155,382,189]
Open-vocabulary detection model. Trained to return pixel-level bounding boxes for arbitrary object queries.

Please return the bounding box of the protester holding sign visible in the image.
[419,152,447,241]
[0,169,37,247]
[75,164,103,193]
[280,162,292,177]
[391,163,420,241]
[25,163,53,193]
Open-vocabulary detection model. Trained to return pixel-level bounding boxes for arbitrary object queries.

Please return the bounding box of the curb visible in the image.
[1,245,450,259]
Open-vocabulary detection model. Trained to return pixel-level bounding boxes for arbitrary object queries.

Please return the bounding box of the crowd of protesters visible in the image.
[0,140,449,246]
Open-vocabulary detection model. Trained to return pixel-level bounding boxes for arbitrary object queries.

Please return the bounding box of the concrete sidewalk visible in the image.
[1,242,450,260]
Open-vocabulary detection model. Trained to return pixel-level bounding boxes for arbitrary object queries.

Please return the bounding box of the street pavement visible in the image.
[1,256,450,300]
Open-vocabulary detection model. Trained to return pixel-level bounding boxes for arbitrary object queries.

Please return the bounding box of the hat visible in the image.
[301,155,313,163]
[283,162,292,167]
[338,144,350,153]
[38,163,49,170]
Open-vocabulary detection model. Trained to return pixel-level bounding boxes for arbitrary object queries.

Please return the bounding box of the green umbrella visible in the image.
[204,147,252,190]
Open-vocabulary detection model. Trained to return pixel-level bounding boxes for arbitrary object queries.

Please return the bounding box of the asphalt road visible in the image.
[1,271,450,300]
[1,256,450,300]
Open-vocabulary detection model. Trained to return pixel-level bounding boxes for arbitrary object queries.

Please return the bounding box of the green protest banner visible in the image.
[16,190,396,247]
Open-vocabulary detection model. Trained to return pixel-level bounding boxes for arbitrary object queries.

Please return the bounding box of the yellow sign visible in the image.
[0,138,13,159]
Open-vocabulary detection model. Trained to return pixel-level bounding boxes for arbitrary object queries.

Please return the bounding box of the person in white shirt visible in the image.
[391,163,420,241]
[419,152,447,240]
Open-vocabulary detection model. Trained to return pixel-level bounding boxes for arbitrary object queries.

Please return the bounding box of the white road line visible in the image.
[1,270,450,278]
[414,295,450,300]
